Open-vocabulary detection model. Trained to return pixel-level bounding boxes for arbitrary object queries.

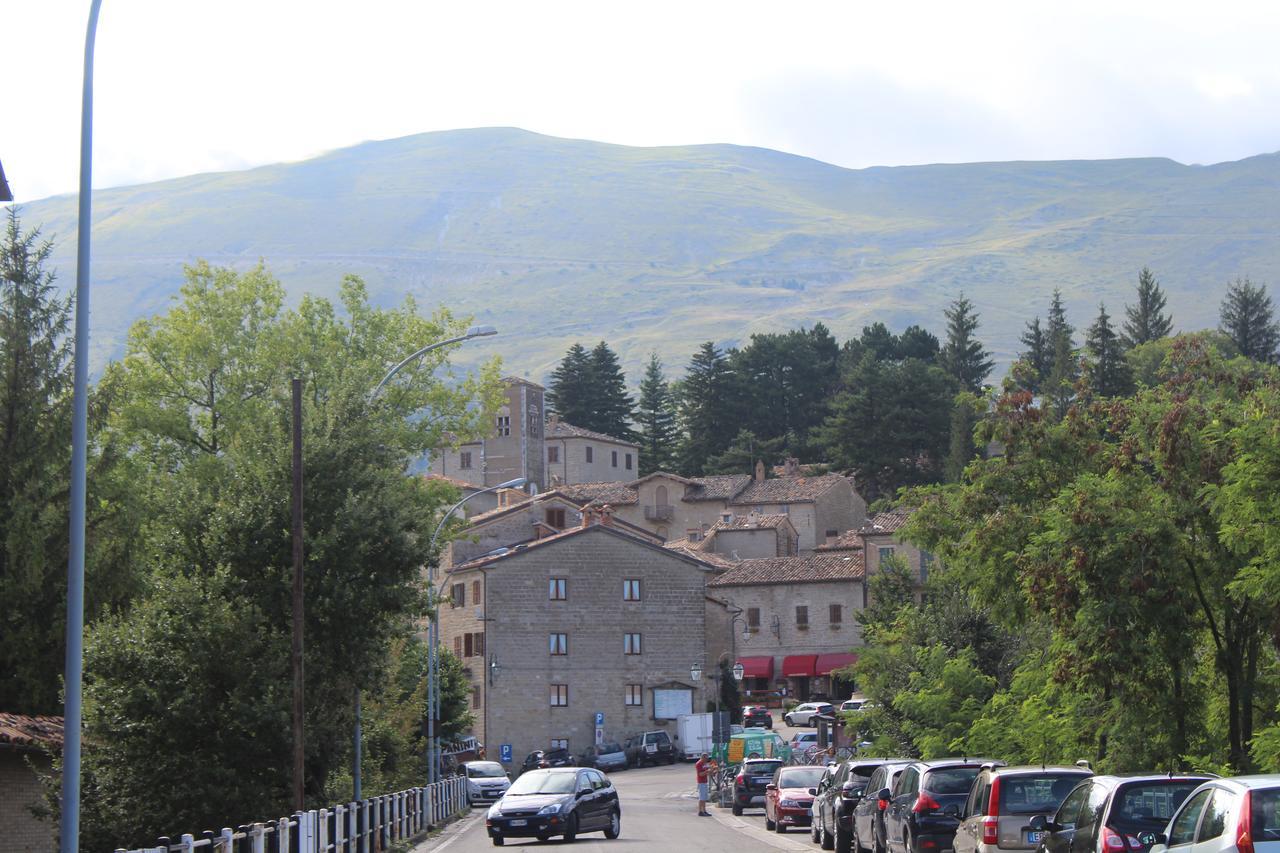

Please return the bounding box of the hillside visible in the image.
[17,127,1280,379]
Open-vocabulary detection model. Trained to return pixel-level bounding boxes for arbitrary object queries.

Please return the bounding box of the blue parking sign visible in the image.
[595,712,605,727]
[500,743,513,763]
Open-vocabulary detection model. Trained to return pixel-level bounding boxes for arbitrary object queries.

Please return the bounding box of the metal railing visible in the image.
[115,777,469,853]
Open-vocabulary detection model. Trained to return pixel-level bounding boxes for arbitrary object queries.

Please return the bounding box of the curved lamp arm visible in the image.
[371,324,497,401]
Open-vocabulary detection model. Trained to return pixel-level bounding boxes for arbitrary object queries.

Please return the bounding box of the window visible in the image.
[548,445,559,463]
[550,633,568,655]
[625,684,643,706]
[451,583,466,608]
[825,529,839,539]
[796,605,809,628]
[878,546,896,564]
[1055,784,1089,829]
[546,507,567,529]
[464,633,473,657]
[747,607,760,631]
[920,551,935,582]
[1168,789,1212,846]
[624,633,642,655]
[585,446,593,463]
[829,603,842,625]
[454,636,462,656]
[473,632,485,656]
[550,738,569,750]
[611,450,618,467]
[472,580,481,603]
[1197,790,1236,843]
[459,451,473,469]
[550,684,569,707]
[471,687,481,709]
[623,579,642,601]
[625,453,633,470]
[549,578,567,600]
[496,415,510,436]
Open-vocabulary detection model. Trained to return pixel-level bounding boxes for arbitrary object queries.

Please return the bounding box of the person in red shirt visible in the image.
[694,752,717,816]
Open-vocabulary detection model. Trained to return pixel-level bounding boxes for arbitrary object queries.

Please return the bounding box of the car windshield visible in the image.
[466,762,507,779]
[599,743,622,753]
[1253,788,1280,841]
[746,760,784,775]
[779,767,825,789]
[999,774,1089,814]
[1113,782,1203,826]
[926,767,982,795]
[507,771,578,795]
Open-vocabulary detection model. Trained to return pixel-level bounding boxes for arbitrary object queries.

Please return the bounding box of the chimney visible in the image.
[580,507,595,528]
[784,457,800,477]
[548,412,560,427]
[599,504,615,526]
[754,460,766,482]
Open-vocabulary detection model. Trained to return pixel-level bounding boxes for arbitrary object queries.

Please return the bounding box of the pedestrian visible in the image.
[694,751,717,816]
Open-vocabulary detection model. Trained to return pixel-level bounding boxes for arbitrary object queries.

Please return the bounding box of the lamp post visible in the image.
[426,475,526,784]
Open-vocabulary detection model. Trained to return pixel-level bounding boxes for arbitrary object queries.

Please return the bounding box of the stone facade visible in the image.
[429,377,548,492]
[858,508,932,599]
[0,750,53,853]
[440,521,716,771]
[544,418,640,487]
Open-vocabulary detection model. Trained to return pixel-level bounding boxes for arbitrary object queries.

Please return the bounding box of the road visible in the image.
[414,760,818,853]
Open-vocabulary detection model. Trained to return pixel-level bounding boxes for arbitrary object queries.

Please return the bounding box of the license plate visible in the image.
[1026,832,1044,844]
[646,744,657,753]
[509,819,527,827]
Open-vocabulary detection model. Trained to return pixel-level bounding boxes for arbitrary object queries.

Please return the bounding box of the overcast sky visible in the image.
[6,0,1280,203]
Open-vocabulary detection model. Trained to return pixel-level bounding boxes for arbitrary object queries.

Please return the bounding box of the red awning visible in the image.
[816,653,858,676]
[782,655,818,678]
[737,656,775,679]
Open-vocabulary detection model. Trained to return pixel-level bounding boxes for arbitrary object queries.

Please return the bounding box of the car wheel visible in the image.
[604,810,621,839]
[823,822,836,851]
[491,839,504,847]
[775,818,788,834]
[667,755,676,765]
[784,715,793,726]
[563,813,579,843]
[536,836,550,843]
[732,803,743,816]
[813,817,822,843]
[766,814,777,831]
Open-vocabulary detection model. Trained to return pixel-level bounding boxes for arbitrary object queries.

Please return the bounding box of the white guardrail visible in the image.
[115,776,469,853]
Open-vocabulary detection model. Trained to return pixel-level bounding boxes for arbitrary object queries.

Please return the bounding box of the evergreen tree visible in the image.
[586,340,636,440]
[1219,277,1280,364]
[897,325,942,363]
[1044,328,1079,420]
[1120,267,1173,348]
[546,343,594,425]
[727,324,839,456]
[1018,317,1051,392]
[941,294,994,394]
[676,342,736,476]
[944,392,985,482]
[859,322,899,362]
[1046,288,1074,350]
[635,353,679,475]
[704,428,786,475]
[1084,303,1134,397]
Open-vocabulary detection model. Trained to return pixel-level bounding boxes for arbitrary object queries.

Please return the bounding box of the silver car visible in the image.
[463,760,511,806]
[1149,775,1280,853]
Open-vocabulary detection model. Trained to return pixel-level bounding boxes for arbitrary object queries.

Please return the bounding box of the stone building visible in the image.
[544,417,640,487]
[0,713,61,853]
[438,510,721,771]
[855,508,932,599]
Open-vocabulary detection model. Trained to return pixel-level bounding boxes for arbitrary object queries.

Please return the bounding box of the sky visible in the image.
[5,0,1280,203]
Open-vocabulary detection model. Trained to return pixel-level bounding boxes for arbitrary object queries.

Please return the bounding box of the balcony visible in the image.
[644,504,674,521]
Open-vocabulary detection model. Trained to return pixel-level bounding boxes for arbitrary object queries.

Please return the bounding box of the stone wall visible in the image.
[0,750,54,853]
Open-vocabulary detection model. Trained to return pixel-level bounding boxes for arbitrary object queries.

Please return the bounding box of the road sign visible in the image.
[595,711,605,727]
[500,743,513,763]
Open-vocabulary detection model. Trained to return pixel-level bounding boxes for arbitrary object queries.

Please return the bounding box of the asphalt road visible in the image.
[413,761,818,853]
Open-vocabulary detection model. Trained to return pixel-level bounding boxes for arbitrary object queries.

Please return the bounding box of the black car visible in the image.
[813,759,907,853]
[732,757,786,816]
[519,748,574,776]
[623,731,675,767]
[485,767,621,846]
[744,706,774,729]
[884,759,1002,853]
[1028,774,1211,853]
[852,761,913,853]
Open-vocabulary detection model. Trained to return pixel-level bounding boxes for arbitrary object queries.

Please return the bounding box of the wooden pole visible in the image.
[291,377,305,810]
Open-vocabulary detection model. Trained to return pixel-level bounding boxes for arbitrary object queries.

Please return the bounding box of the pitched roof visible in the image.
[424,473,481,490]
[662,539,738,569]
[683,475,753,502]
[451,521,719,573]
[546,421,639,447]
[707,552,865,587]
[0,713,64,749]
[859,508,914,535]
[557,481,640,505]
[464,490,581,526]
[815,530,864,552]
[706,513,793,532]
[728,473,849,505]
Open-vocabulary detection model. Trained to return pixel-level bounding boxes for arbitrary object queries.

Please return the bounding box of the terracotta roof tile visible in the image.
[707,513,793,531]
[729,473,849,505]
[424,473,481,490]
[815,530,864,552]
[683,475,752,502]
[557,482,640,505]
[707,553,864,587]
[546,421,638,447]
[0,713,64,749]
[858,508,914,535]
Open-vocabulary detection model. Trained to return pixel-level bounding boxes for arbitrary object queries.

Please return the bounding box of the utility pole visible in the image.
[291,377,305,810]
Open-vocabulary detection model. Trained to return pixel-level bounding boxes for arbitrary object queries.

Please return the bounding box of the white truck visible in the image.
[676,712,715,760]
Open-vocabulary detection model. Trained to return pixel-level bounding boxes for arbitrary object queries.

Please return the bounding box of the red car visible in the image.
[765,764,826,833]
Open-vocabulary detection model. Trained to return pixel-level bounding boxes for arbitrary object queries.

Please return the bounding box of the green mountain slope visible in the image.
[18,127,1280,378]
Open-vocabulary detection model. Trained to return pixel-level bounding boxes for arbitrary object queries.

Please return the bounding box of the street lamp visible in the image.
[426,475,527,784]
[488,654,500,686]
[690,662,702,682]
[732,662,745,681]
[371,325,497,399]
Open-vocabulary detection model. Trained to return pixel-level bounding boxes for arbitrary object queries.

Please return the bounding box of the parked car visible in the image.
[883,759,1002,853]
[624,730,675,766]
[814,759,902,852]
[953,765,1094,853]
[485,767,620,846]
[791,730,820,754]
[786,702,836,727]
[519,748,574,776]
[842,699,867,713]
[733,757,786,816]
[580,741,628,772]
[745,706,774,729]
[464,760,513,806]
[1028,773,1212,853]
[852,761,914,853]
[766,763,826,833]
[1146,775,1280,853]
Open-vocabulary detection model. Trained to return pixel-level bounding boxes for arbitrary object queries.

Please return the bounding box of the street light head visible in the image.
[690,662,703,682]
[466,325,498,338]
[496,477,528,490]
[732,662,745,681]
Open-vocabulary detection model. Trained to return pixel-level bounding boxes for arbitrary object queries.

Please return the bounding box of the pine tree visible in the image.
[941,294,993,394]
[1044,328,1079,420]
[1018,317,1051,392]
[676,342,736,476]
[1120,267,1173,348]
[635,353,679,475]
[546,343,594,426]
[1219,277,1280,364]
[586,341,636,440]
[1084,302,1134,397]
[1046,289,1075,354]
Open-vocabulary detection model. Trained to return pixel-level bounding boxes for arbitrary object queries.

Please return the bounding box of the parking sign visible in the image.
[595,711,605,727]
[500,743,513,763]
